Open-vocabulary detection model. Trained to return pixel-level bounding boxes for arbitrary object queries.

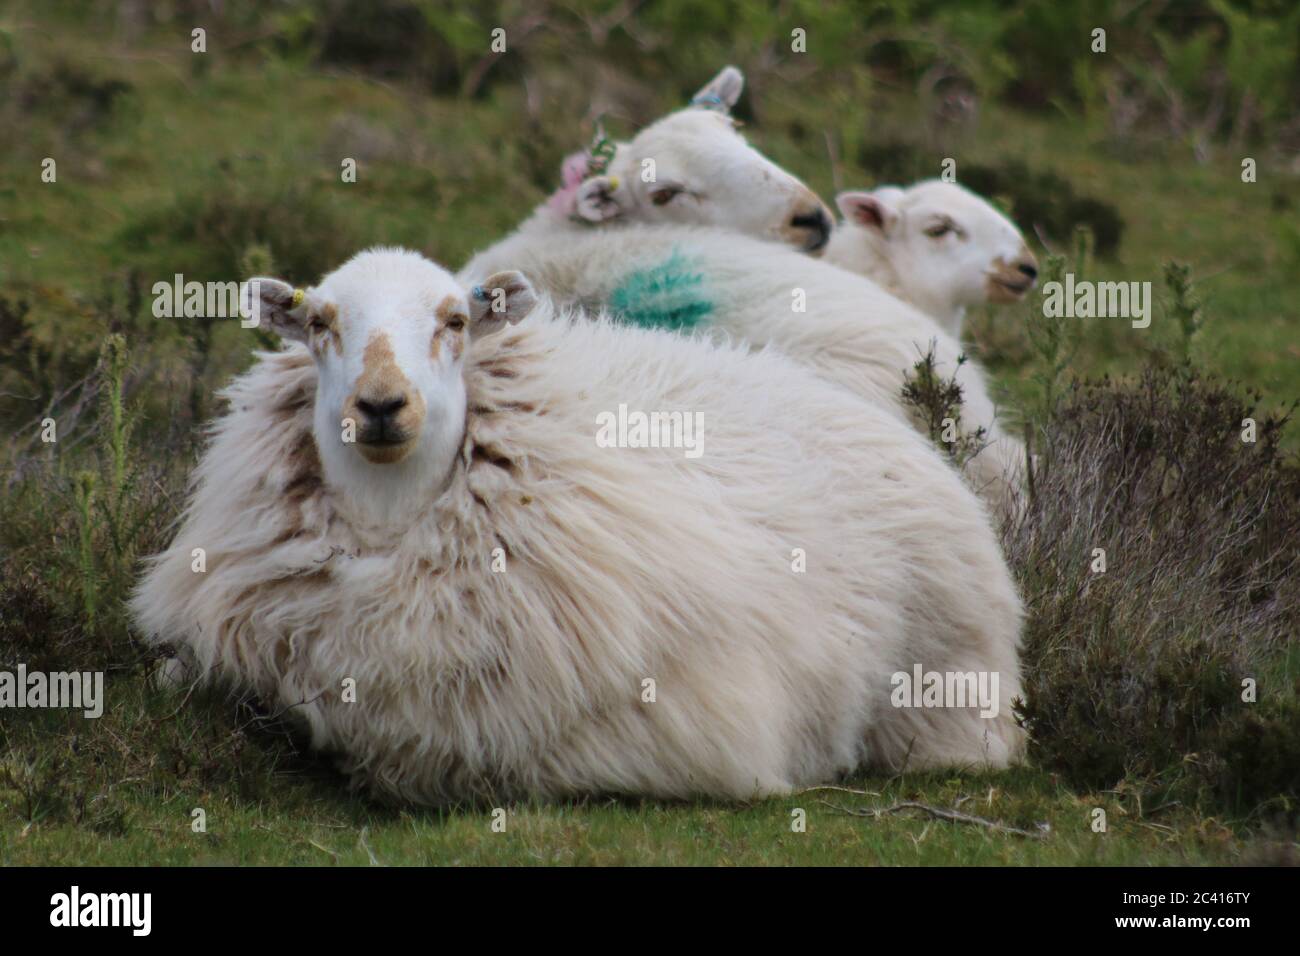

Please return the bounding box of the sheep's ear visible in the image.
[469,271,537,336]
[242,277,320,342]
[691,65,743,112]
[836,189,903,236]
[574,175,626,223]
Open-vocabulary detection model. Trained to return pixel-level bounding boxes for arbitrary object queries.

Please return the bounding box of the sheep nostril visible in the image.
[1017,262,1038,281]
[792,208,831,252]
[357,396,407,421]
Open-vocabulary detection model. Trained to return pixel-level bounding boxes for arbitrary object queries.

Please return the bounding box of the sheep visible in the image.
[825,180,1039,338]
[518,65,833,253]
[461,225,1028,516]
[130,247,1025,805]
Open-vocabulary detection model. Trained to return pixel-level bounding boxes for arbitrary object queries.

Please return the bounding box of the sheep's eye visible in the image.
[650,186,683,206]
[445,315,466,332]
[924,222,955,238]
[308,317,329,334]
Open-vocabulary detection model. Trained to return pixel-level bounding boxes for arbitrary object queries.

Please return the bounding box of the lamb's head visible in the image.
[564,66,834,252]
[827,180,1039,334]
[246,249,536,508]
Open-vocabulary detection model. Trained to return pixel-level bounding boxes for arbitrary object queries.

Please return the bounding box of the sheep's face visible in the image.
[569,67,833,253]
[246,250,536,478]
[831,180,1039,325]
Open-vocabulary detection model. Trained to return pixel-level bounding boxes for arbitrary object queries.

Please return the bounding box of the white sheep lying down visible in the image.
[826,180,1039,338]
[547,64,834,252]
[131,248,1024,805]
[462,224,1027,514]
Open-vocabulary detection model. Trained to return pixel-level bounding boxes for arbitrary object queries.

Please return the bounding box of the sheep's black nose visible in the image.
[356,395,408,423]
[1017,262,1038,280]
[792,206,832,253]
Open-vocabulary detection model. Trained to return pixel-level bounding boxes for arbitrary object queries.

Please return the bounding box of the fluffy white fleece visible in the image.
[462,225,1026,514]
[131,293,1023,805]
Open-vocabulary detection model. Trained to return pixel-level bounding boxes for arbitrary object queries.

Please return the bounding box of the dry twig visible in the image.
[818,799,1044,839]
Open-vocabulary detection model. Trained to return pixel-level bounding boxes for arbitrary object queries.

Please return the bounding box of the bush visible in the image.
[900,348,989,468]
[0,54,132,136]
[118,163,361,287]
[0,336,314,829]
[310,0,473,95]
[1006,363,1300,814]
[957,161,1124,259]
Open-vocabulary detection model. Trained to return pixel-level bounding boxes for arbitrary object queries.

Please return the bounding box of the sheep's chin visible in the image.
[357,439,417,465]
[986,274,1032,303]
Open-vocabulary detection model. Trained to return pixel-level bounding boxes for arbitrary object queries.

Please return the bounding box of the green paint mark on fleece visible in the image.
[608,250,713,332]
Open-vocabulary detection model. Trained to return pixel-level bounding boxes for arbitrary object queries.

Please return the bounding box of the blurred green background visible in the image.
[3,0,1298,437]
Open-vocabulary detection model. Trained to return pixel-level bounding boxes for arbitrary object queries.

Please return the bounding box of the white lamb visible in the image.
[825,180,1039,338]
[130,248,1024,805]
[461,225,1027,515]
[525,65,834,253]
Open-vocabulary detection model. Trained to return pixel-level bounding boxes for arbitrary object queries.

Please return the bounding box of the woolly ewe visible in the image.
[131,248,1024,804]
[462,225,1028,515]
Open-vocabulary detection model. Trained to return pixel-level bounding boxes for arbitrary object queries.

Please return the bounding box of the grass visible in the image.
[0,785,1254,867]
[0,699,1260,866]
[2,5,1299,865]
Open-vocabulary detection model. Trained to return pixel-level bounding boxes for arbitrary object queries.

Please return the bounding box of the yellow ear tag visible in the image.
[607,176,620,191]
[291,289,305,308]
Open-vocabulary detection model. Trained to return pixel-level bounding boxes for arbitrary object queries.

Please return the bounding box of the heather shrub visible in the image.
[1006,344,1300,814]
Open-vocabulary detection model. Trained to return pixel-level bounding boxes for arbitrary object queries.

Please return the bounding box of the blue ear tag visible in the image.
[690,92,727,110]
[471,285,489,302]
